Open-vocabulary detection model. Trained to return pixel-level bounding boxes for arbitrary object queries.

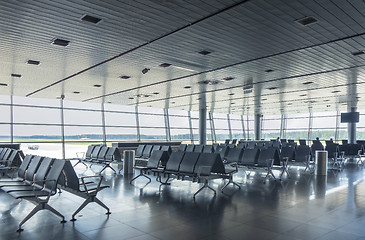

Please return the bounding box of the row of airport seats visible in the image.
[0,154,110,232]
[74,145,121,174]
[135,144,172,159]
[130,149,240,197]
[0,148,23,174]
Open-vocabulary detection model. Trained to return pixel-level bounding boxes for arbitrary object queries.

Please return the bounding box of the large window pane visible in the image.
[64,126,103,141]
[105,112,136,127]
[13,96,59,107]
[0,105,10,123]
[106,127,137,141]
[140,127,166,140]
[14,125,61,140]
[0,124,10,142]
[170,128,191,140]
[64,109,101,125]
[14,106,60,124]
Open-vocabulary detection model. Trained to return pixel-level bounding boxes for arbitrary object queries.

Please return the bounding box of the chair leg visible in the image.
[129,170,151,184]
[71,197,92,221]
[221,175,240,192]
[17,204,43,232]
[45,203,66,223]
[94,197,111,215]
[194,180,216,198]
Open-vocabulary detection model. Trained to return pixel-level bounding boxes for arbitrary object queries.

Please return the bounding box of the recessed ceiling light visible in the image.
[267,87,278,90]
[153,92,159,95]
[303,81,314,85]
[81,14,102,24]
[93,84,102,87]
[296,16,318,26]
[223,77,235,81]
[144,94,150,97]
[332,90,340,93]
[52,38,70,47]
[299,94,306,97]
[27,60,40,65]
[0,83,8,86]
[107,101,111,103]
[265,69,274,73]
[228,93,235,95]
[73,91,80,94]
[351,51,365,56]
[184,86,191,89]
[136,94,142,97]
[120,75,131,79]
[171,101,175,104]
[197,97,202,100]
[198,80,220,85]
[198,50,211,55]
[262,98,267,101]
[11,74,22,78]
[129,97,134,100]
[327,105,331,107]
[288,103,292,105]
[159,63,171,67]
[323,99,330,102]
[231,102,235,105]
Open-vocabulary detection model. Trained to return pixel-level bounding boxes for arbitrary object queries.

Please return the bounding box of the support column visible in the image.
[60,95,65,159]
[348,107,357,144]
[199,108,207,145]
[254,114,262,140]
[135,106,140,142]
[188,111,194,144]
[241,115,246,140]
[164,108,171,142]
[227,114,232,140]
[10,95,14,143]
[101,102,107,146]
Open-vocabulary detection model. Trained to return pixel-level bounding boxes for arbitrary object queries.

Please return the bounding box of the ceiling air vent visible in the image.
[296,16,318,26]
[265,69,274,73]
[223,77,235,81]
[0,83,8,86]
[93,84,102,88]
[267,87,278,90]
[120,75,131,79]
[81,14,102,24]
[303,81,313,85]
[52,38,70,47]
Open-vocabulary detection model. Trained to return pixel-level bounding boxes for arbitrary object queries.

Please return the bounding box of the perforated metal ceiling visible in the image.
[0,0,365,115]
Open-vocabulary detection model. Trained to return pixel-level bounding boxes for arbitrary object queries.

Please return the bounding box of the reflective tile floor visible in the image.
[1,163,365,240]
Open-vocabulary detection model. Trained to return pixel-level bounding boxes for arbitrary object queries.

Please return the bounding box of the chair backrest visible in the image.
[85,145,96,159]
[178,144,187,152]
[135,145,145,158]
[281,139,287,143]
[5,150,18,167]
[160,146,172,156]
[225,147,244,163]
[178,152,200,174]
[146,150,169,169]
[232,139,237,144]
[348,144,362,156]
[17,154,33,179]
[216,145,229,160]
[194,153,219,176]
[236,142,246,149]
[97,146,109,160]
[203,145,213,153]
[342,139,348,145]
[194,145,204,153]
[212,144,219,152]
[311,142,324,157]
[2,149,13,162]
[91,146,102,160]
[246,142,256,149]
[288,139,295,144]
[0,148,9,160]
[224,139,230,145]
[151,145,161,154]
[105,147,121,162]
[295,145,311,162]
[257,148,280,167]
[142,145,153,158]
[43,159,66,194]
[185,144,195,152]
[325,143,338,159]
[240,148,260,166]
[165,151,185,172]
[33,157,54,187]
[281,146,295,161]
[227,144,236,149]
[58,160,79,191]
[24,156,43,182]
[299,139,307,146]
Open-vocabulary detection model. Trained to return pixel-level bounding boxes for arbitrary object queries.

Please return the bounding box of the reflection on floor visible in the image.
[1,163,365,240]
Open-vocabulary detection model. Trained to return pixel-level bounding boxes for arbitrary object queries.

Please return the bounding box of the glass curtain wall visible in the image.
[262,115,281,140]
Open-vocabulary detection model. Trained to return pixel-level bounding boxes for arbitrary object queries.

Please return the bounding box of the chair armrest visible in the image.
[80,175,103,194]
[31,179,57,203]
[226,162,238,173]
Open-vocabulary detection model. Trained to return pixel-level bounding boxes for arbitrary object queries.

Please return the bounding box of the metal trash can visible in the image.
[123,150,135,175]
[315,150,328,175]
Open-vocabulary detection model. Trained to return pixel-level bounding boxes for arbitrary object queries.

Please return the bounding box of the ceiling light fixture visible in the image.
[267,87,278,90]
[120,75,131,79]
[0,83,8,86]
[93,84,102,87]
[184,86,191,89]
[351,51,365,56]
[81,14,102,24]
[223,77,235,81]
[265,69,274,73]
[299,94,306,97]
[11,74,22,78]
[153,92,159,95]
[159,63,171,67]
[27,60,40,65]
[332,90,340,93]
[73,91,80,94]
[296,16,318,26]
[52,38,70,47]
[303,81,314,85]
[198,50,211,55]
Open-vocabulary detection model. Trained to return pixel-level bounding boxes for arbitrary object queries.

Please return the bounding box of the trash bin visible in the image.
[123,150,135,175]
[315,150,328,175]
